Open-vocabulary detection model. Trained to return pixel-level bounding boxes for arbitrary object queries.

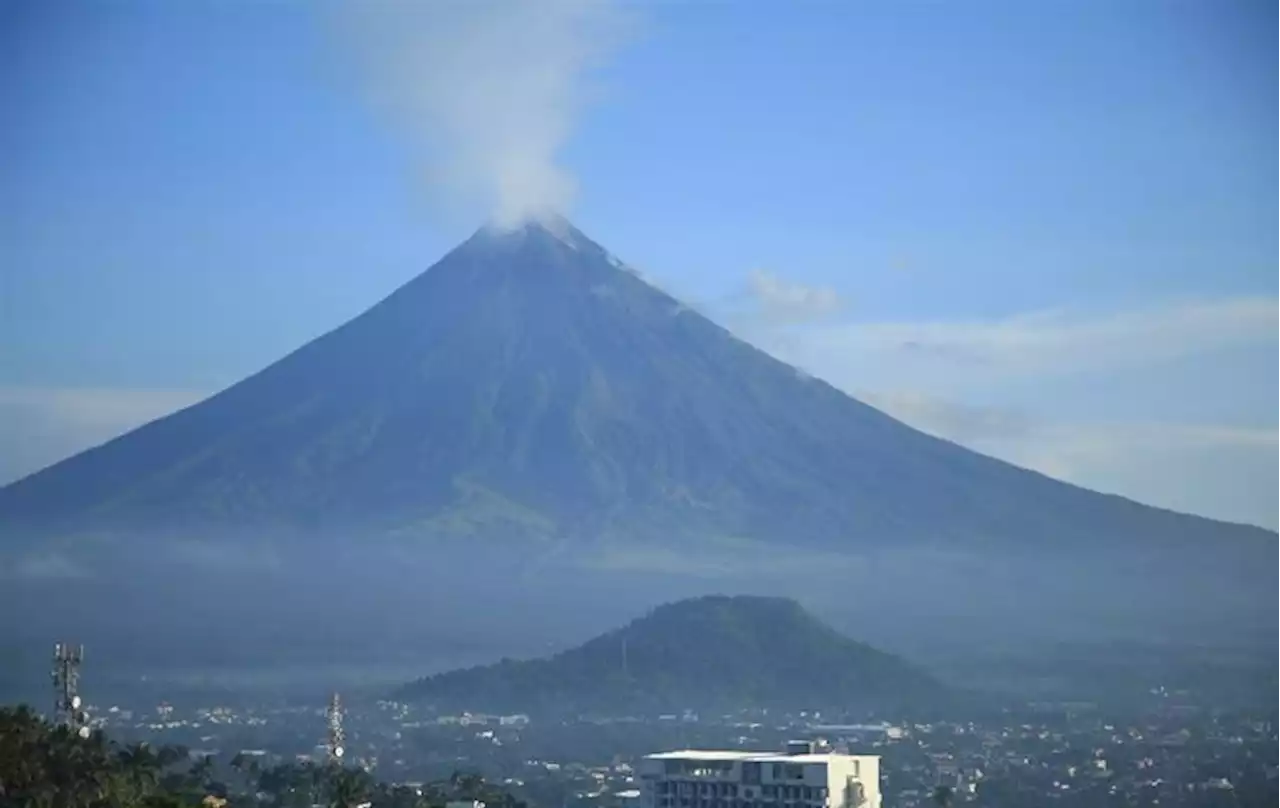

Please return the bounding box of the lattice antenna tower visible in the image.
[326,691,345,764]
[51,642,90,738]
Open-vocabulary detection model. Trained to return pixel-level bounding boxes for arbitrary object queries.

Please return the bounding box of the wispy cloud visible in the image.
[727,289,1279,528]
[861,389,1277,454]
[4,552,92,580]
[0,386,207,430]
[0,386,208,483]
[771,296,1276,382]
[163,539,283,572]
[855,390,1038,444]
[0,294,1273,528]
[742,269,845,324]
[862,388,1279,529]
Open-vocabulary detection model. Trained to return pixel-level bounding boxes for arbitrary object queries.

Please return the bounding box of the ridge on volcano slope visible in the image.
[0,216,1273,659]
[393,594,947,715]
[1,217,1272,551]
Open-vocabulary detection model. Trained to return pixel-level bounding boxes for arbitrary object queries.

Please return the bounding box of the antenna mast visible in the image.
[326,691,345,764]
[52,642,89,738]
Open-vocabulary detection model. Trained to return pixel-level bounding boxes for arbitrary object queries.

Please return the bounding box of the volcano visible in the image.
[0,217,1273,666]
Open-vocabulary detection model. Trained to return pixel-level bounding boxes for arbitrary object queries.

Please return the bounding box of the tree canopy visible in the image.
[0,704,527,808]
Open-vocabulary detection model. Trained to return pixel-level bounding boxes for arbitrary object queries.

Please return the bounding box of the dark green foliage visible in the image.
[396,594,945,714]
[0,704,527,808]
[0,704,197,807]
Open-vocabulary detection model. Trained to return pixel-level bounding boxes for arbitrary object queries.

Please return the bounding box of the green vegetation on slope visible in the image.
[395,595,945,715]
[0,704,526,808]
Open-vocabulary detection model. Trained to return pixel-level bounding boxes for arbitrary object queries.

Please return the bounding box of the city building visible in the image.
[637,741,882,808]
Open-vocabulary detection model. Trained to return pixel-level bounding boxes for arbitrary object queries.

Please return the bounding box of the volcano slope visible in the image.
[0,217,1273,669]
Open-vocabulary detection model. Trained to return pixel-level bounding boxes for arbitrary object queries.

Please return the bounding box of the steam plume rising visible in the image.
[336,0,633,227]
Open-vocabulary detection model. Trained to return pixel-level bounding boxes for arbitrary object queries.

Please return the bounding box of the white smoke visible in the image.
[332,0,635,228]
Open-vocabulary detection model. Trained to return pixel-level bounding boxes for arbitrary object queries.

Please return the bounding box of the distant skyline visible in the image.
[2,0,1276,528]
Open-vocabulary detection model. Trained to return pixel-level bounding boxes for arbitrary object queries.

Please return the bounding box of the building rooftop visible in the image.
[644,750,872,763]
[646,751,760,761]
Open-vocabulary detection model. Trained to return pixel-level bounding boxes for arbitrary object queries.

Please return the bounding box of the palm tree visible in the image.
[230,751,263,794]
[1,709,536,808]
[0,706,55,807]
[421,779,450,805]
[119,740,163,798]
[47,722,115,806]
[187,753,216,799]
[451,770,487,799]
[375,783,432,808]
[327,764,375,808]
[158,744,190,769]
[254,762,284,804]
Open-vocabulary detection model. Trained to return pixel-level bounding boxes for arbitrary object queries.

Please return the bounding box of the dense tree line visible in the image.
[0,704,527,808]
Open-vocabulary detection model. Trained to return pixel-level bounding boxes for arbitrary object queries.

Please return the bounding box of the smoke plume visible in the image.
[334,0,634,228]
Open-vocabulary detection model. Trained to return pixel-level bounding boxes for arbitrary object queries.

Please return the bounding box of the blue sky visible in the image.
[1,0,1276,528]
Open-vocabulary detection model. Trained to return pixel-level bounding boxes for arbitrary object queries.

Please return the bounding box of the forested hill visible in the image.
[395,595,947,715]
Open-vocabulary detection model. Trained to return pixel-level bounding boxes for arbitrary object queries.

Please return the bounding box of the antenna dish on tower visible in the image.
[326,692,345,765]
[52,642,88,736]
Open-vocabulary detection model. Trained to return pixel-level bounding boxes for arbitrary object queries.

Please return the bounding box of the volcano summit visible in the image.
[0,218,1273,663]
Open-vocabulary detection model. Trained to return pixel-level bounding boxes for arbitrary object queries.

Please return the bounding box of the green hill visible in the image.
[394,595,945,715]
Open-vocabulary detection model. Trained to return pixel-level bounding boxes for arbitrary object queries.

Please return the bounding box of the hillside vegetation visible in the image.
[0,703,524,808]
[396,595,946,715]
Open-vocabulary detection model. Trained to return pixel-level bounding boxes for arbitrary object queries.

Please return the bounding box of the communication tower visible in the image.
[51,642,89,738]
[326,691,345,764]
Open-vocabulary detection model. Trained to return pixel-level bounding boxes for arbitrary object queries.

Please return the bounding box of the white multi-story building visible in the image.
[638,742,882,808]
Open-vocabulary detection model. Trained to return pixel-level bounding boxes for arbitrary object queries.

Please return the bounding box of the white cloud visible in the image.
[163,539,283,572]
[762,296,1277,387]
[855,390,1038,444]
[4,552,92,580]
[743,269,845,324]
[0,386,208,483]
[862,389,1279,529]
[729,291,1279,529]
